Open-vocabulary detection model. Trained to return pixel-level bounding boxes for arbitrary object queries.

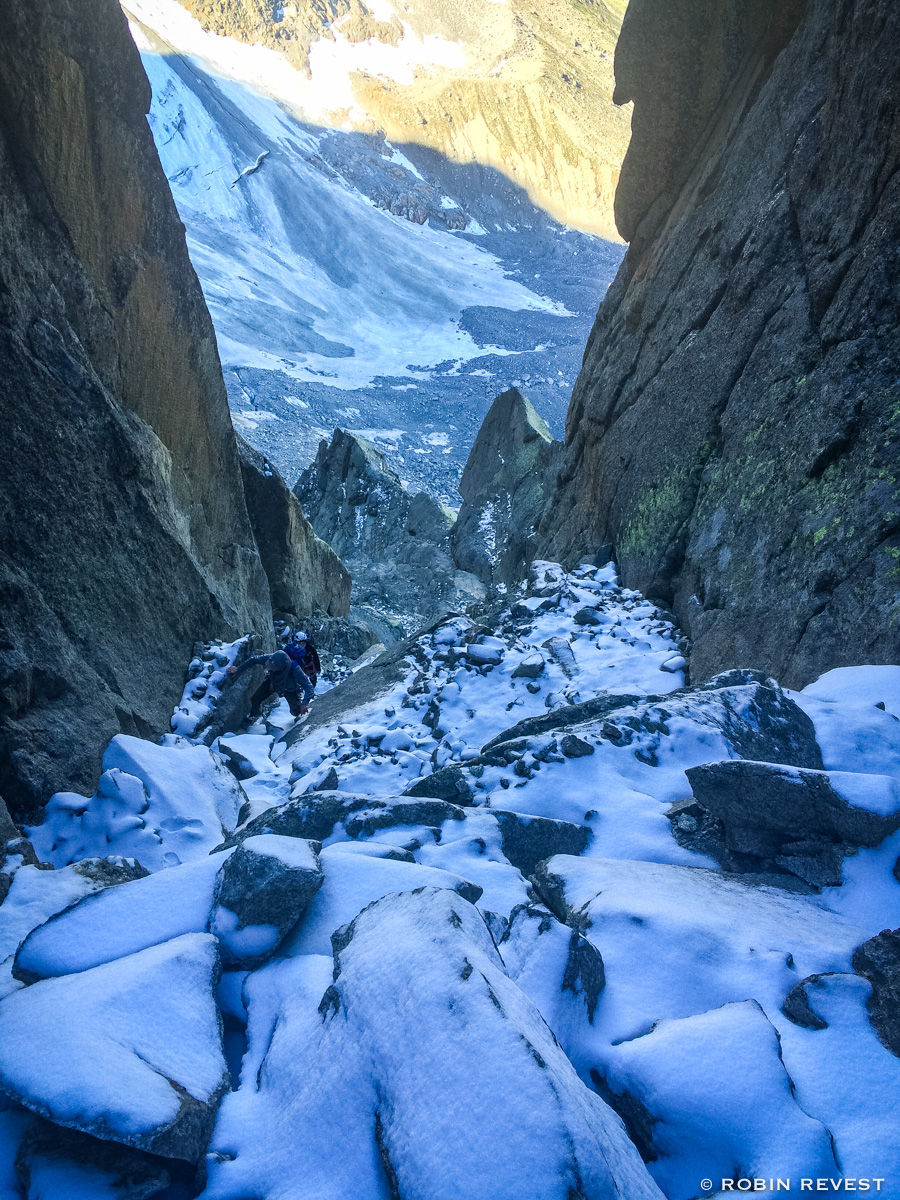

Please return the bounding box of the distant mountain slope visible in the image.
[125,0,625,499]
[176,0,629,237]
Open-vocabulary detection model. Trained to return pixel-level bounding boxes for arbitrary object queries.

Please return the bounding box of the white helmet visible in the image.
[293,630,308,642]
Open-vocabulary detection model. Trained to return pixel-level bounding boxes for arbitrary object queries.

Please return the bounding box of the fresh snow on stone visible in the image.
[29,735,244,870]
[204,887,663,1200]
[0,934,226,1158]
[2,560,899,1193]
[14,853,230,980]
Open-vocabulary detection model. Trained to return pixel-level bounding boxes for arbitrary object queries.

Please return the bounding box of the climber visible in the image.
[284,630,321,686]
[226,649,314,719]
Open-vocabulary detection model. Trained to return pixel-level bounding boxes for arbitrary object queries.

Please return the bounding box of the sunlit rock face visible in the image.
[538,0,900,687]
[175,0,631,238]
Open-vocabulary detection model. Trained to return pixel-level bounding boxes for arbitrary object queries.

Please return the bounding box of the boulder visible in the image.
[210,835,323,967]
[171,637,267,747]
[542,636,578,678]
[485,674,821,768]
[852,928,900,1057]
[404,766,476,805]
[465,642,504,667]
[0,858,149,1003]
[28,736,245,871]
[501,903,606,1025]
[14,852,230,982]
[0,795,39,905]
[342,798,467,840]
[0,934,228,1162]
[531,854,866,1047]
[283,854,484,957]
[684,761,900,883]
[217,792,359,848]
[574,607,607,627]
[204,887,663,1199]
[782,974,835,1032]
[601,1000,837,1191]
[560,734,594,759]
[491,810,591,878]
[511,653,545,680]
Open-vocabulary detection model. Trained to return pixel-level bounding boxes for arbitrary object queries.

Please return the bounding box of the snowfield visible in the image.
[1,561,899,1195]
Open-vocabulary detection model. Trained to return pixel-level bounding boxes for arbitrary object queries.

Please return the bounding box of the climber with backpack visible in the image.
[284,630,321,686]
[226,649,314,720]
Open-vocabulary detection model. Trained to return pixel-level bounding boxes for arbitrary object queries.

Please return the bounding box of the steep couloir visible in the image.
[538,0,900,687]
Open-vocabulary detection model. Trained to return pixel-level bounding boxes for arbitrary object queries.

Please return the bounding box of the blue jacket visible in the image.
[284,642,320,678]
[235,653,314,701]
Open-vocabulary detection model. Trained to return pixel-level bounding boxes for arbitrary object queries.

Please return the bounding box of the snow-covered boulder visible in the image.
[533,855,868,1050]
[465,641,504,667]
[686,761,900,882]
[776,972,900,1184]
[210,835,323,967]
[204,887,663,1200]
[0,934,227,1162]
[341,797,468,840]
[501,902,606,1027]
[511,651,545,678]
[220,791,471,852]
[15,835,323,980]
[483,672,824,770]
[219,790,362,848]
[602,1000,837,1196]
[283,849,483,956]
[526,856,900,1182]
[0,858,147,1000]
[13,852,229,982]
[28,736,244,871]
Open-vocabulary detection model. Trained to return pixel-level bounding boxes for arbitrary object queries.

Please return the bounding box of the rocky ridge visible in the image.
[451,387,560,591]
[297,388,566,628]
[295,428,487,632]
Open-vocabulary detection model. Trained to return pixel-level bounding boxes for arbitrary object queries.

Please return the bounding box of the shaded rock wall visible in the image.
[538,0,900,687]
[0,0,273,819]
[295,430,486,631]
[236,436,350,625]
[452,388,560,590]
